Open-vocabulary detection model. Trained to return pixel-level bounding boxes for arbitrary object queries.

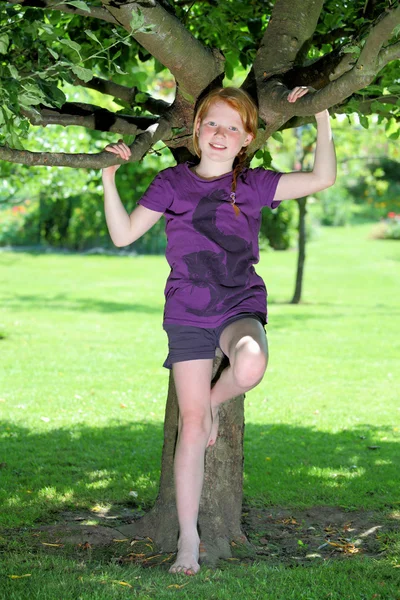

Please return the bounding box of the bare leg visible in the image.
[207,319,268,447]
[169,359,214,575]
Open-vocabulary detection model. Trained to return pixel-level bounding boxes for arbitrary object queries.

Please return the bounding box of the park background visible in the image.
[1,2,400,598]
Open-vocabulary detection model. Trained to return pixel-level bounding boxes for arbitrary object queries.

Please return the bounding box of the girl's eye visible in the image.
[208,121,217,126]
[229,126,239,131]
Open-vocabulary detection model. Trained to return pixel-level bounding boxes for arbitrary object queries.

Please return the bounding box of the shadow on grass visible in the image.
[0,294,162,314]
[3,294,400,321]
[1,421,399,528]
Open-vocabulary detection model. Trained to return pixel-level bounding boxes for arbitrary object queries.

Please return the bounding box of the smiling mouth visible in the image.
[209,143,226,149]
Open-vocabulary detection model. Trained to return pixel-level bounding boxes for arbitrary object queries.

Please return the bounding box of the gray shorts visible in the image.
[163,312,266,369]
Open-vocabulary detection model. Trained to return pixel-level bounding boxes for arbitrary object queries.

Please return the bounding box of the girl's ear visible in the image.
[243,133,253,147]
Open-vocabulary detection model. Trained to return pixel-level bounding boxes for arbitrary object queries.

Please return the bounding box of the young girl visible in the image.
[102,86,336,575]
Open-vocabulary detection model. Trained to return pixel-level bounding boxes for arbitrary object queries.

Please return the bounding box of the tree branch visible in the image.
[3,0,118,24]
[378,40,400,68]
[257,3,400,121]
[21,103,158,135]
[74,76,171,115]
[253,0,325,82]
[0,120,172,168]
[101,0,224,99]
[358,3,400,67]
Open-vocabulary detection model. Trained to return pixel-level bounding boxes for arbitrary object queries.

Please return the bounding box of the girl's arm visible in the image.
[273,89,337,202]
[102,141,163,247]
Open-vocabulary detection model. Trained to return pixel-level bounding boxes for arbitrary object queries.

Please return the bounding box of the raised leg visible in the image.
[207,318,268,447]
[169,358,214,575]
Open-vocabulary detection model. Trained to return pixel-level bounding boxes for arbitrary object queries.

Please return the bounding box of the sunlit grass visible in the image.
[1,224,399,597]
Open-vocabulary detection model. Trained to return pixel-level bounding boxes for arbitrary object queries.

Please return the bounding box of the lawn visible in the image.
[0,224,399,599]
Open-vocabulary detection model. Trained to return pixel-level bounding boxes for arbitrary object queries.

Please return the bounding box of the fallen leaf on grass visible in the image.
[9,574,32,579]
[110,580,132,588]
[279,517,299,525]
[328,541,360,554]
[41,542,64,547]
[324,526,337,535]
[167,583,189,589]
[143,554,162,561]
[113,539,129,543]
[77,542,92,550]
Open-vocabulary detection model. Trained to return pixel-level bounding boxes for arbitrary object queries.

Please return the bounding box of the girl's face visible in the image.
[196,101,253,165]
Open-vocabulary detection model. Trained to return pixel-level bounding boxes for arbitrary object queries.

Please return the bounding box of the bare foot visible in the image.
[207,404,219,447]
[169,533,200,575]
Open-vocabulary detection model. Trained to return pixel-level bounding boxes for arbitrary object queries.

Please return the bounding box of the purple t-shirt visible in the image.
[138,162,282,327]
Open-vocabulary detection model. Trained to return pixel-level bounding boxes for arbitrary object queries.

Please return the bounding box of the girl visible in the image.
[102,86,336,575]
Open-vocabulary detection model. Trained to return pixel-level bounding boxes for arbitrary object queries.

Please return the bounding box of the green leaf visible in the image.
[225,60,234,80]
[359,115,369,129]
[0,33,9,54]
[60,39,82,56]
[262,149,272,168]
[272,132,283,143]
[5,130,24,150]
[39,23,55,36]
[171,126,186,135]
[19,83,46,106]
[154,59,165,74]
[39,82,66,109]
[48,48,59,60]
[130,8,145,32]
[114,64,127,75]
[71,65,93,83]
[255,150,263,159]
[342,45,360,56]
[85,30,101,45]
[66,0,91,12]
[392,24,400,38]
[388,130,399,140]
[135,92,148,103]
[8,64,19,79]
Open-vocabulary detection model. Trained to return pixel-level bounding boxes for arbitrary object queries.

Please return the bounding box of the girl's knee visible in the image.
[179,411,212,443]
[232,338,268,389]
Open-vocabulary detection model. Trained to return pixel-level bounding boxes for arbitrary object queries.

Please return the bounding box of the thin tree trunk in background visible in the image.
[291,196,307,304]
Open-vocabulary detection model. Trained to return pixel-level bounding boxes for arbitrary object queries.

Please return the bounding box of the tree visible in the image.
[1,0,400,565]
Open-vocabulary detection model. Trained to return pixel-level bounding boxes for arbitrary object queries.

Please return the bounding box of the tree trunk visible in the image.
[291,196,307,304]
[117,351,250,566]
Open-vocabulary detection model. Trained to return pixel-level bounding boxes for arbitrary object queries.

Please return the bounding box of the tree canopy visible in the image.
[0,0,399,169]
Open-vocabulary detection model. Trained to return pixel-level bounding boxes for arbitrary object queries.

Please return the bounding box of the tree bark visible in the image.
[291,197,307,304]
[117,351,251,566]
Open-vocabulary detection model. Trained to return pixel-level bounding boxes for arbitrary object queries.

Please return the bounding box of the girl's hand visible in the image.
[102,140,131,176]
[287,86,310,103]
[287,86,328,120]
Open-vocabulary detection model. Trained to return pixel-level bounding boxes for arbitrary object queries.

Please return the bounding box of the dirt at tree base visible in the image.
[11,505,399,568]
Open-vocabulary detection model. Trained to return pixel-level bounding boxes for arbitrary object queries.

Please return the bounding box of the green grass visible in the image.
[1,224,400,599]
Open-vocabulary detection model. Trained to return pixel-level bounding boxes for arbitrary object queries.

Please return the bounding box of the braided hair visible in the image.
[193,87,258,217]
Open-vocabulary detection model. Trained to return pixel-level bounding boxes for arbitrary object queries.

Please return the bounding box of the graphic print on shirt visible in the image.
[182,189,254,316]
